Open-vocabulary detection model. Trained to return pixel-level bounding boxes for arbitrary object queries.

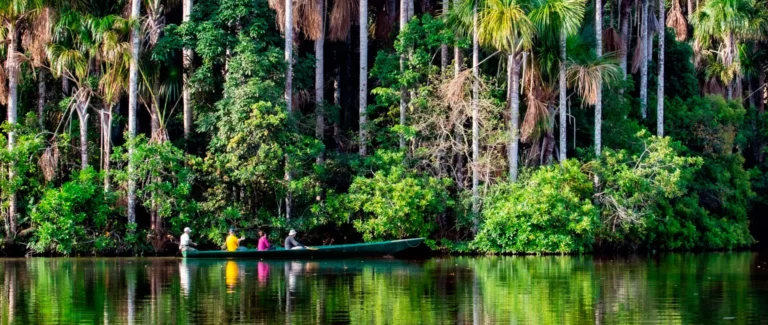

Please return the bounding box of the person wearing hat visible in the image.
[284,229,306,250]
[225,228,246,251]
[179,227,197,251]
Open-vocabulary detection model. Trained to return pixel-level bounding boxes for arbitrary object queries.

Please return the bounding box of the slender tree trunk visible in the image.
[454,0,462,76]
[361,0,369,155]
[595,0,603,156]
[182,0,194,145]
[128,0,141,225]
[657,0,665,136]
[687,0,692,18]
[640,0,648,120]
[471,0,479,232]
[285,0,294,219]
[409,0,414,19]
[62,77,70,97]
[441,0,449,75]
[399,0,408,150]
[316,0,325,165]
[545,103,556,165]
[78,107,89,170]
[559,31,567,163]
[509,54,520,182]
[38,71,46,130]
[6,24,19,237]
[102,108,113,192]
[620,1,630,78]
[759,70,765,114]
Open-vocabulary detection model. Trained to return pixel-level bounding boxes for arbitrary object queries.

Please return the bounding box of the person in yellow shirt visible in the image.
[225,228,246,251]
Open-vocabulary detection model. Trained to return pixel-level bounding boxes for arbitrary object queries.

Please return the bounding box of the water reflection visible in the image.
[0,254,765,324]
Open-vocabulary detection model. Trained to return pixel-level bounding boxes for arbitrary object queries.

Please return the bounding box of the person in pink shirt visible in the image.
[257,229,271,251]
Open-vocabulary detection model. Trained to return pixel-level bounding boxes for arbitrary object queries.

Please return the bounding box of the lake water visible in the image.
[0,253,766,324]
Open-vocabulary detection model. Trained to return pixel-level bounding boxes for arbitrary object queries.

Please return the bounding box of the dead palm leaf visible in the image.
[631,41,644,73]
[666,0,688,41]
[567,55,621,106]
[329,0,358,41]
[603,27,625,54]
[520,88,551,143]
[298,0,323,40]
[22,7,54,68]
[648,7,660,35]
[441,69,472,107]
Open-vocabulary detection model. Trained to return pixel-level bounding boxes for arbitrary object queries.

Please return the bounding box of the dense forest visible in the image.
[0,0,766,255]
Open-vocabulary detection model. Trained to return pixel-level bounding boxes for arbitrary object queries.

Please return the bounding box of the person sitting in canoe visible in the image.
[179,227,197,252]
[284,229,306,250]
[225,228,246,251]
[257,229,272,251]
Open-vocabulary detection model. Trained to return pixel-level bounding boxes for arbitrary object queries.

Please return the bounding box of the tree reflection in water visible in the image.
[0,254,765,324]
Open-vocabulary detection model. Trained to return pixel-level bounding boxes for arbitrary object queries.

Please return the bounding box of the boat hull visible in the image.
[182,238,425,259]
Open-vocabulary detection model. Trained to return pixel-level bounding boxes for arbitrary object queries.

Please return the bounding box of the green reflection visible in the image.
[0,254,765,324]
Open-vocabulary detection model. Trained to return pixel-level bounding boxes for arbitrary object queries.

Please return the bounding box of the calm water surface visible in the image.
[0,253,767,324]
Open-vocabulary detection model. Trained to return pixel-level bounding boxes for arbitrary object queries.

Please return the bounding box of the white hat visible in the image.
[289,229,297,236]
[184,227,191,233]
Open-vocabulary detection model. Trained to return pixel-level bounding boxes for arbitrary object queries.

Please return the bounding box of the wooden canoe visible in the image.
[181,238,425,259]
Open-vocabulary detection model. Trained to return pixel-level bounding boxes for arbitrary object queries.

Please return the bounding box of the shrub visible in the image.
[472,160,598,254]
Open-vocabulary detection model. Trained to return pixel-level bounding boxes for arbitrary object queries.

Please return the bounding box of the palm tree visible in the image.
[640,0,648,117]
[472,0,479,230]
[594,0,603,156]
[0,0,44,237]
[478,0,534,181]
[182,0,193,144]
[620,0,631,77]
[528,0,586,163]
[442,0,450,74]
[399,0,408,150]
[657,0,665,136]
[316,0,325,165]
[128,0,141,225]
[360,0,368,155]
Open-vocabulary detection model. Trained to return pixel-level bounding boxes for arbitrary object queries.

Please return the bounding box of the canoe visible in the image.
[182,238,425,259]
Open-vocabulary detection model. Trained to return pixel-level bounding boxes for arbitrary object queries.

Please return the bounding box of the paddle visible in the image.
[305,246,319,251]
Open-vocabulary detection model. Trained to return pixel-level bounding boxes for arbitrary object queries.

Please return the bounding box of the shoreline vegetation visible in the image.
[1,0,767,257]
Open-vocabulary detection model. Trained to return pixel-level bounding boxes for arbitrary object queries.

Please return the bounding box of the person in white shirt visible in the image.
[179,227,197,251]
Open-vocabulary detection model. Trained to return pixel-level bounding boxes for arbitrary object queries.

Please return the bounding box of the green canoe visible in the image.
[182,238,425,259]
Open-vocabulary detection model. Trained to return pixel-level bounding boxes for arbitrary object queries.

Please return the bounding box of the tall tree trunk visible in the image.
[454,0,462,76]
[759,70,765,114]
[360,0,369,155]
[441,0,449,75]
[559,30,567,163]
[38,71,46,130]
[6,24,18,237]
[101,107,113,192]
[620,1,630,78]
[182,0,194,145]
[687,0,692,18]
[471,0,479,232]
[285,0,294,219]
[640,0,648,119]
[399,0,408,150]
[78,107,89,170]
[657,0,665,136]
[62,77,70,97]
[509,54,520,182]
[595,0,603,157]
[316,0,325,165]
[128,0,141,225]
[545,103,556,165]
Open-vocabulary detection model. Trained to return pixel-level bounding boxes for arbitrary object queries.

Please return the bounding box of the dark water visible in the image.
[0,254,767,324]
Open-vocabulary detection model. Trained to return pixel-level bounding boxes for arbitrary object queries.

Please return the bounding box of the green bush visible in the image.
[29,168,114,255]
[324,151,453,241]
[472,160,598,254]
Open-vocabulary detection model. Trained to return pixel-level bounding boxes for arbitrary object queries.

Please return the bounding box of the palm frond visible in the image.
[567,54,621,106]
[329,0,358,41]
[298,0,323,40]
[665,0,688,41]
[603,26,624,54]
[479,0,534,53]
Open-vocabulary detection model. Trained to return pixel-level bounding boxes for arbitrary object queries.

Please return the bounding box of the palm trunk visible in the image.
[471,0,479,232]
[687,0,692,18]
[78,107,89,170]
[759,70,765,114]
[285,0,295,219]
[657,0,665,136]
[38,71,46,130]
[316,0,325,165]
[128,0,141,226]
[640,0,648,120]
[559,30,567,163]
[441,0,449,75]
[182,0,194,145]
[509,54,520,182]
[454,0,462,76]
[595,0,603,156]
[6,24,18,237]
[620,1,630,78]
[399,0,408,150]
[545,103,556,165]
[360,0,369,155]
[101,107,113,192]
[62,77,70,96]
